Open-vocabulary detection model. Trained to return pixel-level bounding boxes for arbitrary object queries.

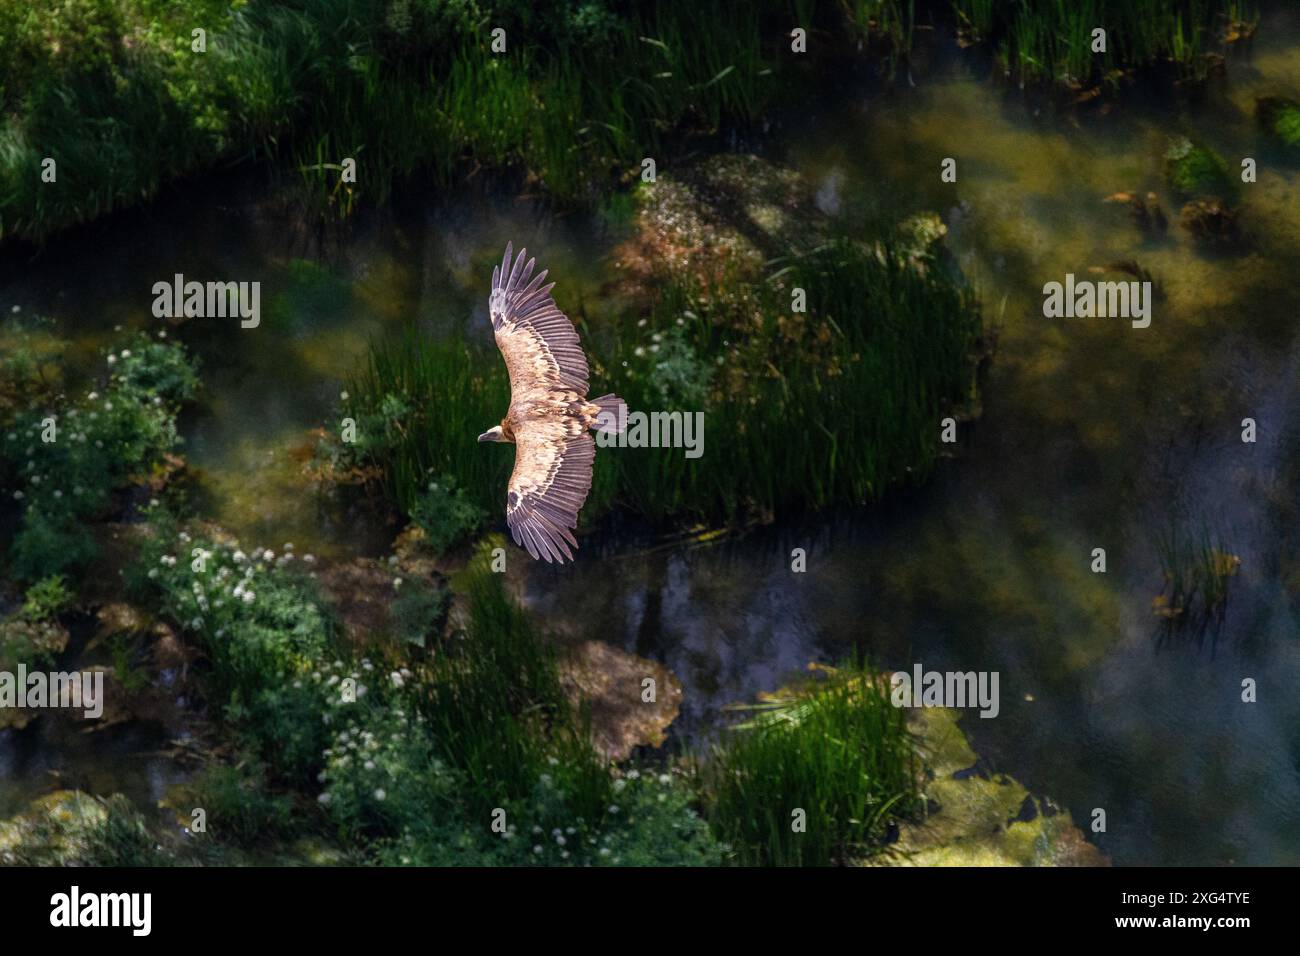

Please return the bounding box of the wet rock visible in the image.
[0,617,70,665]
[87,602,146,650]
[557,640,683,761]
[1102,192,1168,235]
[1257,96,1300,152]
[0,790,161,866]
[392,523,456,580]
[1179,198,1239,241]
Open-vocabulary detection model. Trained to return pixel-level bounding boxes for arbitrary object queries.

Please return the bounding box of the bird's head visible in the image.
[477,425,506,443]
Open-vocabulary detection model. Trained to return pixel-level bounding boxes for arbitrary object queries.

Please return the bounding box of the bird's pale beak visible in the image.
[477,430,495,443]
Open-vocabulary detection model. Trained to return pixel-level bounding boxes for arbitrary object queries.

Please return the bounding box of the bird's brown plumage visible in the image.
[488,242,622,563]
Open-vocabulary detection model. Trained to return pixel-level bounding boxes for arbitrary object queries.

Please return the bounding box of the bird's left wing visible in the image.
[506,417,594,564]
[490,242,589,398]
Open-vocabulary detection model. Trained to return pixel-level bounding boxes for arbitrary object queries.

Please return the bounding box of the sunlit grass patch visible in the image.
[697,661,920,866]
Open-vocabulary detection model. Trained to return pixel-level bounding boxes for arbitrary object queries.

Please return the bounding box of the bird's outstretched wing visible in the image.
[506,421,594,563]
[490,242,589,397]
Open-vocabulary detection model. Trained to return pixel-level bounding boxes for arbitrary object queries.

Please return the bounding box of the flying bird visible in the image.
[478,243,625,563]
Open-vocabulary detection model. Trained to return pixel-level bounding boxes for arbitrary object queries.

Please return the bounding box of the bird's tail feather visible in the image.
[590,393,627,434]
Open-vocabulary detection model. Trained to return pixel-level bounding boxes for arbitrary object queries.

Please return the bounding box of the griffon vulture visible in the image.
[478,243,625,563]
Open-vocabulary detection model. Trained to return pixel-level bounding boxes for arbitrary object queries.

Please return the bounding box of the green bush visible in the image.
[1,332,197,582]
[20,574,73,621]
[951,0,1255,91]
[8,508,99,582]
[129,522,336,784]
[409,474,488,554]
[390,578,448,647]
[189,761,301,847]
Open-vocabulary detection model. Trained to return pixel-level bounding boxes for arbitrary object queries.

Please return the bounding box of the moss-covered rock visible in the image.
[0,791,165,866]
[871,708,1108,867]
[1257,96,1300,151]
[1164,138,1239,203]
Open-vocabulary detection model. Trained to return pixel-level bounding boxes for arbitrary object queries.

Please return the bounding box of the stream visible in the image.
[3,13,1299,864]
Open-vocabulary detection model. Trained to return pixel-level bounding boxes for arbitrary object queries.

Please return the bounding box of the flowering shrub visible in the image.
[315,677,438,840]
[126,529,724,866]
[129,519,335,784]
[2,332,197,581]
[370,763,724,867]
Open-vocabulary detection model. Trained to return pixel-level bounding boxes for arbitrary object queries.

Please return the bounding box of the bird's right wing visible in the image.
[490,242,590,398]
[505,417,595,564]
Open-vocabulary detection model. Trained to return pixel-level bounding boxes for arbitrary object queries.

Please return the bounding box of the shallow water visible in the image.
[522,22,1300,865]
[3,15,1300,861]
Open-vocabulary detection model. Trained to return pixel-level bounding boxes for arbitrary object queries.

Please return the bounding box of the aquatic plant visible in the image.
[953,0,1256,91]
[334,331,510,516]
[1257,96,1300,152]
[699,661,919,866]
[1153,521,1240,640]
[18,574,73,622]
[840,0,919,75]
[1165,137,1239,202]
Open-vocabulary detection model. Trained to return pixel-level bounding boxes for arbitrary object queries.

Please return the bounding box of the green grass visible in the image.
[952,0,1255,90]
[335,230,982,528]
[0,0,829,242]
[698,661,920,866]
[417,541,611,823]
[338,331,511,518]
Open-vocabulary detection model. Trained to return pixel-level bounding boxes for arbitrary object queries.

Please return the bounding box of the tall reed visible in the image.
[698,661,920,866]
